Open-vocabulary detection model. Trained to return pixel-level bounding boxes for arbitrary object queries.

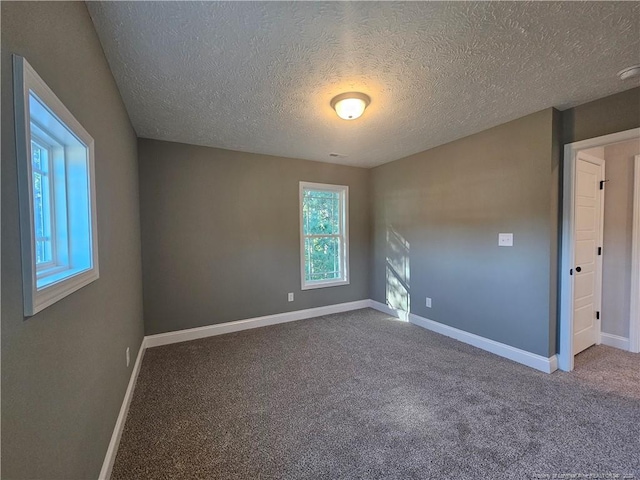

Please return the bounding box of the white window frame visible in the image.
[299,181,349,290]
[13,55,99,316]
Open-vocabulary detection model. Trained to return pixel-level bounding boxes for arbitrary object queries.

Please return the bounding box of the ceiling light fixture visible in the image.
[618,65,640,81]
[330,92,371,120]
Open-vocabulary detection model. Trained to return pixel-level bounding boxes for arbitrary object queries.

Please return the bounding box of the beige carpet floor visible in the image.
[111,308,640,479]
[573,343,640,400]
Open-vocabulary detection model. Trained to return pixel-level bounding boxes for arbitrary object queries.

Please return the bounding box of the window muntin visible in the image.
[300,182,349,289]
[14,56,99,316]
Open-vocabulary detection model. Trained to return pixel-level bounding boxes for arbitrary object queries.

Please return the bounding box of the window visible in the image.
[300,182,349,289]
[13,56,99,316]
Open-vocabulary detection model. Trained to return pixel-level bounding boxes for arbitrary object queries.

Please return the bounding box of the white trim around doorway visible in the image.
[629,154,640,353]
[559,128,640,371]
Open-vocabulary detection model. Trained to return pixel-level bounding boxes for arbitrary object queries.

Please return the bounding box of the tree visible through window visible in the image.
[31,138,54,266]
[300,182,349,289]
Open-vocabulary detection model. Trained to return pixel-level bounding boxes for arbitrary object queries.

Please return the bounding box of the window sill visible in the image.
[301,278,350,290]
[36,264,71,282]
[37,265,90,289]
[28,266,99,316]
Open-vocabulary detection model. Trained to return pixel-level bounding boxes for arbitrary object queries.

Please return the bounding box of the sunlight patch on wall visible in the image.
[386,225,410,321]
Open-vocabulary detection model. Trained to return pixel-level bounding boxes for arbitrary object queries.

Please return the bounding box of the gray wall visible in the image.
[1,3,144,479]
[370,109,560,357]
[562,87,640,145]
[138,139,370,335]
[602,139,639,338]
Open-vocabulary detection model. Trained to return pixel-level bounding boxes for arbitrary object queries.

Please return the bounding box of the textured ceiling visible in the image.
[87,1,640,168]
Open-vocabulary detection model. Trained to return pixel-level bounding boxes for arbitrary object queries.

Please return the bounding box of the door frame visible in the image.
[630,154,640,353]
[559,127,640,371]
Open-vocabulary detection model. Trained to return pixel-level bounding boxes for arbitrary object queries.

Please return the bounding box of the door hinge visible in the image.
[598,247,602,256]
[596,311,600,320]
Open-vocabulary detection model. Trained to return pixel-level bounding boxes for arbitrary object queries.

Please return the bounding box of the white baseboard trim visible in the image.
[99,339,146,480]
[145,300,371,348]
[368,300,558,373]
[600,332,630,351]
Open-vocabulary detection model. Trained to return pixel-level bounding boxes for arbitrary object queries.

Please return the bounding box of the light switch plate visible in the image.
[498,233,513,247]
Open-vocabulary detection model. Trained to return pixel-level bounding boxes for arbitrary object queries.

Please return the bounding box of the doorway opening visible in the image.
[559,128,640,371]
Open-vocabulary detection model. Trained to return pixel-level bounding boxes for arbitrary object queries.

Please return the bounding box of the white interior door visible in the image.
[573,152,604,355]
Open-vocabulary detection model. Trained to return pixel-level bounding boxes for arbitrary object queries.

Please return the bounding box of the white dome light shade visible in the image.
[618,65,640,81]
[334,98,366,120]
[330,92,371,120]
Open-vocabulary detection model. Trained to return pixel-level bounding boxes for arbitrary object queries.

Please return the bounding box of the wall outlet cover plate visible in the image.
[498,233,514,247]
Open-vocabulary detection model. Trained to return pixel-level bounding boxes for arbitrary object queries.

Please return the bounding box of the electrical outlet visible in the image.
[126,347,130,367]
[498,233,514,247]
[288,292,294,302]
[426,297,432,308]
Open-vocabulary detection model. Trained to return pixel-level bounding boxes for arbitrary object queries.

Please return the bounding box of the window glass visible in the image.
[31,139,53,265]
